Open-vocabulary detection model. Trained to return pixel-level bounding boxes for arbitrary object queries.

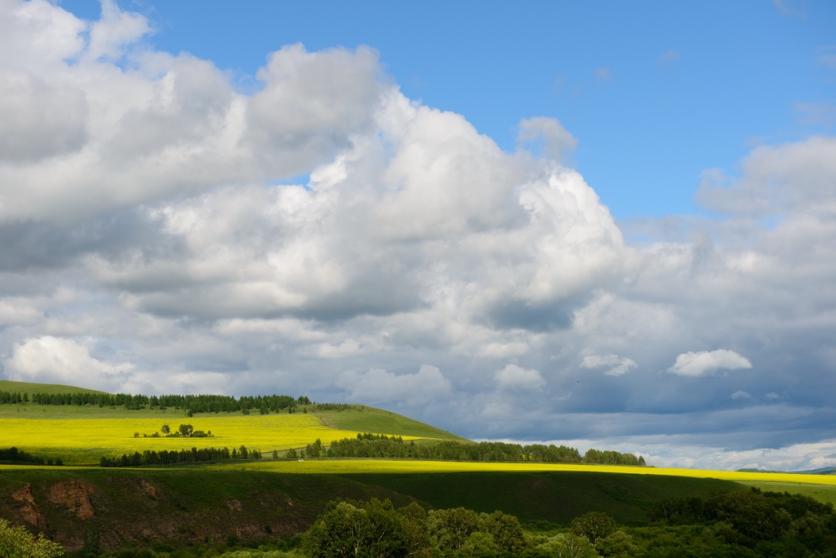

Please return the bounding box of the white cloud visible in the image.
[517,116,577,162]
[0,72,88,162]
[0,297,42,326]
[507,436,836,472]
[731,390,751,400]
[4,336,133,388]
[580,353,637,376]
[337,365,452,406]
[0,0,834,469]
[86,0,150,61]
[696,137,836,216]
[669,349,752,377]
[495,364,546,391]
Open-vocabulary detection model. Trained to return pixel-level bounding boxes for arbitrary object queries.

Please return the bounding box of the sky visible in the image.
[0,0,835,470]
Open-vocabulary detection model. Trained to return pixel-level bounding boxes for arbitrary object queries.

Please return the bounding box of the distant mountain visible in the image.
[800,466,836,475]
[737,466,836,475]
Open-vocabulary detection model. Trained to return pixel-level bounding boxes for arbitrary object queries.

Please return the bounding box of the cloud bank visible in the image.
[0,1,835,470]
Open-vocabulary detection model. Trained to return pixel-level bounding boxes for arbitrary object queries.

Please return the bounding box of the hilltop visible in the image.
[0,379,103,395]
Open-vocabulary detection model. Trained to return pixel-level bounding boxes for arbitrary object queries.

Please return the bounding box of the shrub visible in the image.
[0,519,64,558]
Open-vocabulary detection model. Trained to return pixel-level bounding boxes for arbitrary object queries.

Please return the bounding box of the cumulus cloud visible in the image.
[0,72,87,162]
[86,0,150,61]
[517,117,577,162]
[4,336,134,388]
[580,353,637,376]
[696,137,836,216]
[0,0,835,469]
[669,349,752,377]
[495,364,546,391]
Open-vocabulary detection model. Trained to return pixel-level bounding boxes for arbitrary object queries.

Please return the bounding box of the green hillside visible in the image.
[0,380,465,464]
[0,379,104,395]
[314,406,467,441]
[0,466,742,553]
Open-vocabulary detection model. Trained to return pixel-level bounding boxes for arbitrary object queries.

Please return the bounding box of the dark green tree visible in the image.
[571,511,617,544]
[428,507,482,553]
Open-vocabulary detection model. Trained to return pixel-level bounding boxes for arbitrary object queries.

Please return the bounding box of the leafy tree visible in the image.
[305,439,324,458]
[480,510,526,554]
[161,424,170,434]
[571,511,617,544]
[594,530,638,558]
[178,424,194,437]
[534,533,599,558]
[427,507,482,552]
[459,531,497,557]
[303,499,411,557]
[398,502,431,557]
[0,519,64,558]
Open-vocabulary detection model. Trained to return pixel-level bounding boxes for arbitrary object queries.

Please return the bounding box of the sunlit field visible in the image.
[222,458,836,486]
[0,412,385,464]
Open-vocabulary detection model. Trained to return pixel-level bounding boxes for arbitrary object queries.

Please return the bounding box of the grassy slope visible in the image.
[353,472,739,524]
[0,465,744,553]
[314,406,467,441]
[741,481,836,505]
[0,379,103,395]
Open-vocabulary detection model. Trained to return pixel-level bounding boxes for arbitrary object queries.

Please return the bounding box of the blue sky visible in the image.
[61,0,836,217]
[2,0,836,470]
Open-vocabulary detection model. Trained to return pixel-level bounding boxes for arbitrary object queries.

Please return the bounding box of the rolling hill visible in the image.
[1,379,834,554]
[0,379,103,395]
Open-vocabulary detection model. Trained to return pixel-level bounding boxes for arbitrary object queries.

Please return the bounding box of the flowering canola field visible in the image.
[226,458,836,487]
[0,413,375,463]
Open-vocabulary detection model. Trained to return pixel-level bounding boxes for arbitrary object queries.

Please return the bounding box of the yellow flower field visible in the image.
[224,458,836,487]
[0,413,377,463]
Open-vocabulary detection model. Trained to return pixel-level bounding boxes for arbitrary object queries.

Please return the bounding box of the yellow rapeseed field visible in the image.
[0,413,375,463]
[225,458,836,487]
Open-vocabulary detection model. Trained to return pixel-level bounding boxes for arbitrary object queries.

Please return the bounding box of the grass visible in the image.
[314,406,466,441]
[740,481,836,505]
[0,379,103,395]
[0,403,198,419]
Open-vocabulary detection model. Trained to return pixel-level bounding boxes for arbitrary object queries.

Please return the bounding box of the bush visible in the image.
[0,519,64,558]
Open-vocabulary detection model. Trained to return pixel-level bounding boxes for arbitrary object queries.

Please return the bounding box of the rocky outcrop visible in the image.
[10,483,45,528]
[47,480,96,520]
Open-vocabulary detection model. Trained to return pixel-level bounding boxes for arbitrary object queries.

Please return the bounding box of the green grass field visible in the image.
[315,406,467,441]
[741,480,836,505]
